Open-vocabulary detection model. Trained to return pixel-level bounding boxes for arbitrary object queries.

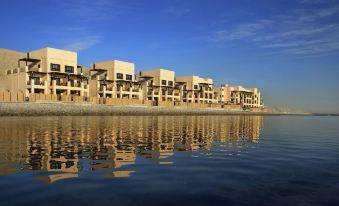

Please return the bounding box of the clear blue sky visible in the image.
[1,0,339,113]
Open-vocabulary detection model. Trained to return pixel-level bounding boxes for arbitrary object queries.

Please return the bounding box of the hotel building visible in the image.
[138,69,181,102]
[1,47,264,107]
[215,84,264,108]
[175,75,217,103]
[88,60,142,99]
[0,47,89,97]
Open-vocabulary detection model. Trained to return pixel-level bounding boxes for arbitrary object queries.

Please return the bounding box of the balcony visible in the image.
[122,88,131,92]
[27,80,45,86]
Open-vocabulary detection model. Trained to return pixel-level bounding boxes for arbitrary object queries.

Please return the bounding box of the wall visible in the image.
[0,48,25,75]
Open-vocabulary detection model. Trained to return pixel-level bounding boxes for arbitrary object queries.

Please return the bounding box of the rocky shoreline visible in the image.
[0,102,311,116]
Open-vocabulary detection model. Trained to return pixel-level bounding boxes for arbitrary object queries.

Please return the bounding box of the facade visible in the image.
[215,84,264,108]
[138,69,181,102]
[1,47,264,108]
[88,60,142,99]
[175,75,217,103]
[0,47,89,97]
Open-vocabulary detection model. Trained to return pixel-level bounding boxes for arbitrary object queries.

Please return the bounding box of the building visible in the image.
[88,60,142,99]
[215,84,264,108]
[0,47,89,97]
[1,47,265,107]
[138,69,181,102]
[175,75,217,103]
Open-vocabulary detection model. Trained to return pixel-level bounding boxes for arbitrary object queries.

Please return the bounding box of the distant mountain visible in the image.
[265,106,311,115]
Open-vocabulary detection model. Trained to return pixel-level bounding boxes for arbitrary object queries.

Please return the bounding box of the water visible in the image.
[0,116,338,206]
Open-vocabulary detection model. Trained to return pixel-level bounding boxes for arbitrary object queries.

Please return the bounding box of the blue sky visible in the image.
[1,0,339,113]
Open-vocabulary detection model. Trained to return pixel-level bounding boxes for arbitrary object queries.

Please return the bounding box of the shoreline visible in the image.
[0,102,312,116]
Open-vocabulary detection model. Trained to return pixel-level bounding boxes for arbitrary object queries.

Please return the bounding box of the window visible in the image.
[168,81,173,86]
[116,73,123,79]
[65,65,74,73]
[126,74,132,80]
[51,63,60,71]
[162,80,167,85]
[194,85,198,89]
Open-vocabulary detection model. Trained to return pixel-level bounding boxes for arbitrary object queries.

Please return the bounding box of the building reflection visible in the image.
[0,116,263,182]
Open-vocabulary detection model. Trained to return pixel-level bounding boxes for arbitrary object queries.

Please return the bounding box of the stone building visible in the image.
[88,60,142,99]
[215,84,264,108]
[138,69,181,102]
[175,75,217,103]
[0,47,89,97]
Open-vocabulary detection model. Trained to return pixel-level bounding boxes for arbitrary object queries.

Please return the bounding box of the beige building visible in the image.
[175,75,217,103]
[88,60,142,99]
[1,47,265,107]
[138,69,181,102]
[0,47,89,98]
[215,84,264,108]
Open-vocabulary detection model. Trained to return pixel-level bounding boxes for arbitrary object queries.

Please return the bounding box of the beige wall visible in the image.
[29,47,77,74]
[176,75,213,90]
[93,60,135,81]
[0,49,25,75]
[216,84,264,107]
[139,69,175,87]
[0,49,28,93]
[0,72,27,93]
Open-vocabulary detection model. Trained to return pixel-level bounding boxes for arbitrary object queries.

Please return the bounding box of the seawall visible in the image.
[0,102,311,116]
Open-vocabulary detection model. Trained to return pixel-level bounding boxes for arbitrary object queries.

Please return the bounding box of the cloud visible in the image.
[61,0,130,21]
[211,3,339,57]
[63,35,101,52]
[165,6,192,17]
[43,1,132,52]
[214,23,266,41]
[43,26,102,52]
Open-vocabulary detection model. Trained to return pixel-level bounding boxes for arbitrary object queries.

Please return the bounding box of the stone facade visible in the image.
[0,47,264,109]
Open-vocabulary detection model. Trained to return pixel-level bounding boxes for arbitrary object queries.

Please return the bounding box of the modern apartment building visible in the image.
[215,84,264,108]
[138,69,181,102]
[0,47,89,97]
[1,47,265,108]
[175,75,217,103]
[88,60,142,99]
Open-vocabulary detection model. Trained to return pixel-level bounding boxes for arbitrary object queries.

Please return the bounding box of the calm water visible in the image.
[0,116,338,206]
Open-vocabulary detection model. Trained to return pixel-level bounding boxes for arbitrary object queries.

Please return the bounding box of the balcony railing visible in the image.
[27,81,45,86]
[122,88,131,92]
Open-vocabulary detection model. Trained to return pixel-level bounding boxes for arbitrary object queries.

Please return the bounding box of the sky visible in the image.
[1,0,339,113]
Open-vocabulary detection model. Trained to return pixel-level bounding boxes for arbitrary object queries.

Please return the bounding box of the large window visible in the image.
[51,63,60,71]
[126,74,132,80]
[168,81,173,86]
[194,85,198,89]
[65,65,74,73]
[162,80,167,85]
[116,73,123,79]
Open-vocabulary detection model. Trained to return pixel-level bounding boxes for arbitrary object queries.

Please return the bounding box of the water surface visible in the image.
[0,116,338,206]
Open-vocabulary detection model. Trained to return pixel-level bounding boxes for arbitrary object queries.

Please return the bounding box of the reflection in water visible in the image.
[0,116,263,182]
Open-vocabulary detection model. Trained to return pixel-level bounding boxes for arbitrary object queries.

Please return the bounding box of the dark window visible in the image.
[126,74,132,80]
[65,65,74,73]
[194,85,198,89]
[162,80,167,85]
[51,63,60,71]
[116,73,123,79]
[168,81,173,86]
